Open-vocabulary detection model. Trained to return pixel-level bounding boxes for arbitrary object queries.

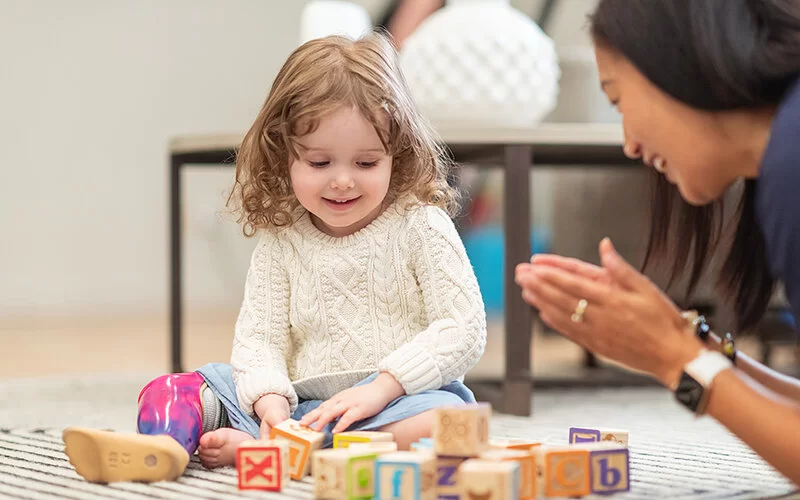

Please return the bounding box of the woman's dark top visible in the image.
[756,77,800,328]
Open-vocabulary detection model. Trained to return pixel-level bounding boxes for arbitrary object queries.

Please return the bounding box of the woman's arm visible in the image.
[705,367,800,485]
[707,332,800,403]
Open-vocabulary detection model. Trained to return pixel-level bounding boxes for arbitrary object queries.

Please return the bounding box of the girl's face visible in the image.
[594,44,743,206]
[290,106,393,237]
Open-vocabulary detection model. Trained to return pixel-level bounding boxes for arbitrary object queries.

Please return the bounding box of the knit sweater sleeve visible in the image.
[230,232,299,414]
[379,206,487,394]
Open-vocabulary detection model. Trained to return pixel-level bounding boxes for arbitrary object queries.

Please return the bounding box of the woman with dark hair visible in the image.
[515,0,800,484]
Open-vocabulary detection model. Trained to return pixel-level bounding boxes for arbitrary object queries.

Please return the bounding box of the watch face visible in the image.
[675,372,704,413]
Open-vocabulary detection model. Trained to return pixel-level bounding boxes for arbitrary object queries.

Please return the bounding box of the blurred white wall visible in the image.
[0,0,601,321]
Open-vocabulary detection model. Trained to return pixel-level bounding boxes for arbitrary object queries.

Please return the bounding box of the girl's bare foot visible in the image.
[197,428,254,468]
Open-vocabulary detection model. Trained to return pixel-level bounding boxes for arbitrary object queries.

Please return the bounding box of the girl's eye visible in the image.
[308,161,329,168]
[358,161,378,168]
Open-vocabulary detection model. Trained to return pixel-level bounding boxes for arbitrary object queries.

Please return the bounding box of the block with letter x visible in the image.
[236,439,290,491]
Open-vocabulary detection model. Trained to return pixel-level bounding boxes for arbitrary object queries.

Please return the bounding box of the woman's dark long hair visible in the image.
[590,0,800,332]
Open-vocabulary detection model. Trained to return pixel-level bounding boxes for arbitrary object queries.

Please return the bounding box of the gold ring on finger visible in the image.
[571,299,588,323]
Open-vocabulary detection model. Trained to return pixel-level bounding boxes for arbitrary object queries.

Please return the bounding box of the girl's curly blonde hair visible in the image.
[228,31,460,236]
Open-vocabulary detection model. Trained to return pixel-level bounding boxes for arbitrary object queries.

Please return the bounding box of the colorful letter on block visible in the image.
[569,427,629,447]
[236,439,290,491]
[270,418,325,480]
[480,449,536,500]
[589,447,629,494]
[436,456,465,500]
[600,430,629,447]
[313,448,379,500]
[543,448,590,497]
[568,427,601,444]
[375,451,436,500]
[334,431,395,449]
[460,459,521,500]
[434,403,491,458]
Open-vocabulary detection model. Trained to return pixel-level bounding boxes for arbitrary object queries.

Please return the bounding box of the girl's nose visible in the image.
[331,168,355,190]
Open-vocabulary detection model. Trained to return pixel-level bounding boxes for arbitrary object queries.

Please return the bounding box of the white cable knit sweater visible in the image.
[231,201,487,414]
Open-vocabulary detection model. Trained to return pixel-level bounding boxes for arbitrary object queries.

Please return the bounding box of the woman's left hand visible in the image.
[299,372,405,434]
[515,238,704,387]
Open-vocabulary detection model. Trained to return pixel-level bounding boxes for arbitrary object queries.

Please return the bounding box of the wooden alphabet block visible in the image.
[460,459,521,500]
[348,441,399,454]
[269,418,325,480]
[568,427,629,447]
[589,445,629,494]
[489,438,542,452]
[434,403,491,458]
[334,431,395,449]
[480,449,536,500]
[568,442,630,495]
[313,448,379,500]
[236,439,290,491]
[536,446,591,498]
[435,456,465,500]
[375,451,437,500]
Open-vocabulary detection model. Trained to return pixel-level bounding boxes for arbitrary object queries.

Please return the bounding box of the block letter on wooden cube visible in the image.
[460,459,521,500]
[269,418,325,480]
[375,451,437,500]
[334,431,395,449]
[542,447,590,498]
[590,446,629,494]
[569,427,629,447]
[236,439,290,491]
[600,430,629,447]
[480,449,537,500]
[313,448,379,500]
[568,427,601,444]
[434,403,491,458]
[435,456,465,500]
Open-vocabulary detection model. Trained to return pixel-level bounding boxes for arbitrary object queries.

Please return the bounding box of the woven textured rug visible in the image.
[0,373,796,499]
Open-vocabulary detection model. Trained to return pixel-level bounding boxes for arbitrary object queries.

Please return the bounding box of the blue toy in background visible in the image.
[463,224,550,316]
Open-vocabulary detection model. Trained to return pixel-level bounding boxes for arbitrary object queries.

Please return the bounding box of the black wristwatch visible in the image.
[674,350,734,415]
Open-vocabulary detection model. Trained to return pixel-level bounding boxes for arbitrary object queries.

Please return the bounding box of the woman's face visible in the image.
[594,44,740,206]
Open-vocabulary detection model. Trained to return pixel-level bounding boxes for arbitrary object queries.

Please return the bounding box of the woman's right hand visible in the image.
[253,393,291,440]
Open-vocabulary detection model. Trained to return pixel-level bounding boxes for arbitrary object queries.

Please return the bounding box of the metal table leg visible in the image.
[501,144,534,416]
[170,154,183,374]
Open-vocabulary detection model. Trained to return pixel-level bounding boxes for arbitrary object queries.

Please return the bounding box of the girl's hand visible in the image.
[299,372,405,434]
[515,238,704,388]
[254,394,291,440]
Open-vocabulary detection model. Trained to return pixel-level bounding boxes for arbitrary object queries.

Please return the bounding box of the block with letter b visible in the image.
[236,439,290,491]
[585,443,630,495]
[434,403,491,458]
[269,418,325,480]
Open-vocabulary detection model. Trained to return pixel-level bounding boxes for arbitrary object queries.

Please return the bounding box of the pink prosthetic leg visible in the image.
[137,372,207,456]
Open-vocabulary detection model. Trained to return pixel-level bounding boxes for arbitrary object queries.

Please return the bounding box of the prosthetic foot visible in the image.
[62,427,189,483]
[63,371,227,483]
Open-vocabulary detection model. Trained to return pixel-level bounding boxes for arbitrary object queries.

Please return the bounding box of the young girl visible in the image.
[63,31,487,483]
